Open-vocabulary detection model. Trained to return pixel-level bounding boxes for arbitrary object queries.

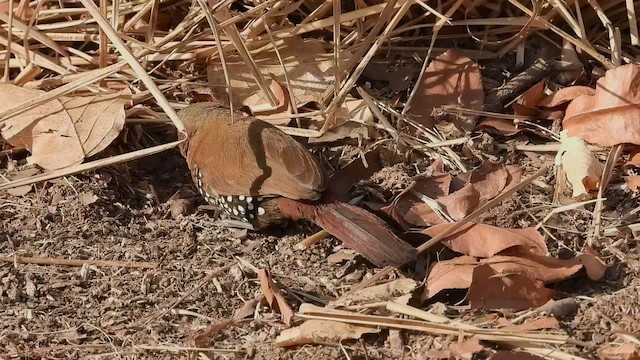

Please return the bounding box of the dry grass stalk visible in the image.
[0,255,157,269]
[589,145,623,244]
[298,303,568,344]
[386,302,588,360]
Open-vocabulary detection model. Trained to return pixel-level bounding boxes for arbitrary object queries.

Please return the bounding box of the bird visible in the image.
[177,102,417,267]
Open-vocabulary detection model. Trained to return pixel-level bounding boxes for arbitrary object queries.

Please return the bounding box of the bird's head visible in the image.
[177,102,231,158]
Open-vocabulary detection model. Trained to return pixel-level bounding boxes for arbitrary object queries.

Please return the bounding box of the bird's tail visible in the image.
[275,198,417,267]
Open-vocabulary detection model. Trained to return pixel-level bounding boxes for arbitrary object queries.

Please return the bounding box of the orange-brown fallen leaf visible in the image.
[423,248,605,300]
[626,146,640,168]
[458,161,520,201]
[422,222,548,258]
[563,63,640,146]
[538,86,595,108]
[624,176,640,192]
[445,336,484,359]
[385,162,519,228]
[0,84,128,170]
[467,265,557,310]
[398,182,479,227]
[258,269,294,327]
[476,117,523,136]
[512,80,545,117]
[405,49,484,131]
[274,319,380,347]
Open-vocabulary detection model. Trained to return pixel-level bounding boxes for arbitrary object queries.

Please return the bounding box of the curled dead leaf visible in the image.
[245,79,292,125]
[422,222,548,258]
[257,269,294,327]
[624,176,640,192]
[459,161,516,201]
[274,319,379,347]
[329,278,417,307]
[512,80,545,116]
[538,86,595,108]
[625,146,640,169]
[555,130,603,197]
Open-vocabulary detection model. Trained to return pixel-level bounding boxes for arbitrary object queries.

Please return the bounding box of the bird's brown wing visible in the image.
[258,123,327,199]
[187,118,326,200]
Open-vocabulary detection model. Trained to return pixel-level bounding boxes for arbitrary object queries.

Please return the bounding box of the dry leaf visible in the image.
[599,342,639,360]
[325,148,387,198]
[257,269,294,327]
[563,64,640,146]
[274,319,379,347]
[625,176,640,192]
[387,162,520,228]
[194,294,263,347]
[459,161,514,201]
[555,130,603,197]
[329,278,417,307]
[406,49,484,131]
[245,79,292,125]
[399,183,479,227]
[467,265,557,310]
[6,185,32,197]
[385,174,478,228]
[446,337,484,359]
[499,316,560,331]
[505,165,523,188]
[207,37,350,113]
[538,86,595,108]
[476,117,522,136]
[4,167,39,196]
[308,121,369,144]
[194,319,234,347]
[512,80,545,116]
[327,250,359,264]
[0,84,127,170]
[422,222,548,258]
[308,97,374,143]
[625,146,640,168]
[60,92,128,157]
[581,246,607,281]
[80,191,99,205]
[423,251,591,300]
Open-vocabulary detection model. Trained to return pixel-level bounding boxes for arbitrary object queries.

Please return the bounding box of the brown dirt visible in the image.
[2,142,640,360]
